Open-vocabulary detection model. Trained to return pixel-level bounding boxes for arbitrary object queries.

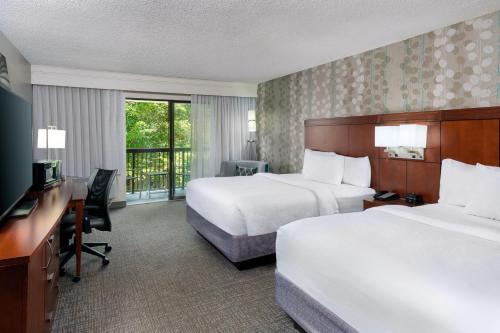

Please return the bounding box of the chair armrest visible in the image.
[85,204,101,211]
[219,161,237,177]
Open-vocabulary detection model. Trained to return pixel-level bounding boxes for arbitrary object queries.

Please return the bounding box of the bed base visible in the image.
[195,230,276,270]
[275,271,358,333]
[186,205,277,269]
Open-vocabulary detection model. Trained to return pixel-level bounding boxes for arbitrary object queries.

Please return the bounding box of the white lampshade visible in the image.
[375,126,399,147]
[37,128,66,149]
[399,124,427,148]
[248,110,256,121]
[248,110,256,133]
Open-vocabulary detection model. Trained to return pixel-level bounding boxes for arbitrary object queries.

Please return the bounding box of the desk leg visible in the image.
[73,200,84,283]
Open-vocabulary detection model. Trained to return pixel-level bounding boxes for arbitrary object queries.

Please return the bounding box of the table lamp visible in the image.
[37,126,66,161]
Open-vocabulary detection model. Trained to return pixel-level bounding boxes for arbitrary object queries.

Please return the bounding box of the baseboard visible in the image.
[110,201,126,209]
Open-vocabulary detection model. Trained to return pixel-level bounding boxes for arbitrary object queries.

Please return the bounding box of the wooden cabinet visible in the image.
[44,225,60,331]
[0,225,61,333]
[0,184,73,333]
[25,226,60,333]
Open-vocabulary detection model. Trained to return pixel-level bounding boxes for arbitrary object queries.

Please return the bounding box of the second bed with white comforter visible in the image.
[276,204,500,333]
[187,173,375,236]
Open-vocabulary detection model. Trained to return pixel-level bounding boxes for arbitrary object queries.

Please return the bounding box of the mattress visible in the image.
[186,173,374,236]
[276,204,500,333]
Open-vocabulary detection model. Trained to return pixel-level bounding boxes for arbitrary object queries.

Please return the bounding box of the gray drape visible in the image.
[32,85,125,179]
[191,95,256,178]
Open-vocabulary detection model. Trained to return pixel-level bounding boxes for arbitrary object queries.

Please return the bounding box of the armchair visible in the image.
[217,160,269,177]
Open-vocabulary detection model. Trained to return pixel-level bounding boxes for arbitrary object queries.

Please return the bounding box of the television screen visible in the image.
[0,86,33,221]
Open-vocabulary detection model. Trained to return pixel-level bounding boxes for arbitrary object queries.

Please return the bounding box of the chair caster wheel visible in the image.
[59,268,66,277]
[105,245,112,252]
[103,258,110,265]
[72,276,80,283]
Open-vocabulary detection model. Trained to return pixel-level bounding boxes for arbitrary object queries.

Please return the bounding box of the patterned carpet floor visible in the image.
[53,201,298,333]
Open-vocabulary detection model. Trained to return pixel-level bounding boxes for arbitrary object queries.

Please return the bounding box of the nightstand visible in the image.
[363,198,423,210]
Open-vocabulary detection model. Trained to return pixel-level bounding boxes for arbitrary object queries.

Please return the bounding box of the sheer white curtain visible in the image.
[191,95,256,178]
[32,85,125,178]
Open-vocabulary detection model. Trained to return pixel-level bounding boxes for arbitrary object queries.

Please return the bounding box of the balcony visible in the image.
[126,147,191,204]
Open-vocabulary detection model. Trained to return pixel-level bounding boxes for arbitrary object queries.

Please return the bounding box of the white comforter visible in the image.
[277,204,500,333]
[186,173,342,236]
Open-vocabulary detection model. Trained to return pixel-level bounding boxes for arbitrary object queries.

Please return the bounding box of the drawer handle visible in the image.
[42,239,53,270]
[47,271,56,289]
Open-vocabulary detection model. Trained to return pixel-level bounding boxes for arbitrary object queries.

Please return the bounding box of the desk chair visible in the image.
[60,168,117,272]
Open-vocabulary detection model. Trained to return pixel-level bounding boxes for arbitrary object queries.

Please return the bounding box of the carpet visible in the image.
[52,201,299,333]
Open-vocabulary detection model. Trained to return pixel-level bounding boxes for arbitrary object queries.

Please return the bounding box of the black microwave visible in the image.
[33,160,62,190]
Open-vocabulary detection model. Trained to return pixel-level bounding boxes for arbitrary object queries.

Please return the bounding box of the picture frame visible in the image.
[0,52,11,89]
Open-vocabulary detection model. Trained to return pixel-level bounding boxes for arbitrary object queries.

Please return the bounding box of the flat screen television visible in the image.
[0,86,33,221]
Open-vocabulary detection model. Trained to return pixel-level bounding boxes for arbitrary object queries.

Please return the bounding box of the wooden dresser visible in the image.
[0,180,85,333]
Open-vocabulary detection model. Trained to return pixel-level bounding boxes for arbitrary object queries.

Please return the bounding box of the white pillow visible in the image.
[438,159,476,206]
[464,164,500,220]
[342,156,371,188]
[302,149,344,185]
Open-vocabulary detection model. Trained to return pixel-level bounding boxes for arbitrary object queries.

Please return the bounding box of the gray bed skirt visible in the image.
[186,205,277,263]
[276,271,358,333]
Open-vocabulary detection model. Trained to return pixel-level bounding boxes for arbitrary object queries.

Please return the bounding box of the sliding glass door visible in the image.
[171,101,191,199]
[125,99,191,203]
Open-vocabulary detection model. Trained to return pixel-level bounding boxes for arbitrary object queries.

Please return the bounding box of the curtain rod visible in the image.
[122,90,191,96]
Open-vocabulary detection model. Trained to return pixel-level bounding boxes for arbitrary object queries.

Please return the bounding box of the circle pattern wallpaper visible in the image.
[257,11,500,173]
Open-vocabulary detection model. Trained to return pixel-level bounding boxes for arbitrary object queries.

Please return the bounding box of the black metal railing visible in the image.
[126,147,191,194]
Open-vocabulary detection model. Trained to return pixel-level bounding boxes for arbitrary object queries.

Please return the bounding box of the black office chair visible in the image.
[60,168,117,273]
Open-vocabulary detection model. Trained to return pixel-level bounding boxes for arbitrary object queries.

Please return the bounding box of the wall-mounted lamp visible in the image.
[248,110,256,133]
[37,126,66,161]
[375,124,427,160]
[247,110,257,160]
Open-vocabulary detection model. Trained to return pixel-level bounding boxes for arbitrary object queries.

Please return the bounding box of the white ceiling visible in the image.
[1,1,499,83]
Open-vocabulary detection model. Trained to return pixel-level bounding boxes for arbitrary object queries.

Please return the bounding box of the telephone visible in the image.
[405,193,423,205]
[374,191,399,201]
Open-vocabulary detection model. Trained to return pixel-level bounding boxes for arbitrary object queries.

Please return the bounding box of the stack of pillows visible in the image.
[302,149,371,188]
[439,158,500,221]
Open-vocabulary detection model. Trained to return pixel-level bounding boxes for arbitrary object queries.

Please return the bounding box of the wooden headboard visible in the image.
[304,106,500,203]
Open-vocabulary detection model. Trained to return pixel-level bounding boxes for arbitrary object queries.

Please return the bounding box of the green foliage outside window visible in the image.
[125,100,192,194]
[125,100,191,148]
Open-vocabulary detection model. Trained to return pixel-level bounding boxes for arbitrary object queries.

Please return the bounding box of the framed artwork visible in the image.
[0,52,10,89]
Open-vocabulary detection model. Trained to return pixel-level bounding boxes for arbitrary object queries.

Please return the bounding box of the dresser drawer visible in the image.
[43,225,60,332]
[44,280,58,331]
[43,227,60,290]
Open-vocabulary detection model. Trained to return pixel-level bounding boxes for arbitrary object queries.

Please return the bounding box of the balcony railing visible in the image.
[126,147,191,195]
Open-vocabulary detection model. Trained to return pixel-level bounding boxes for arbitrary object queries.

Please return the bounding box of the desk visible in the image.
[0,179,87,332]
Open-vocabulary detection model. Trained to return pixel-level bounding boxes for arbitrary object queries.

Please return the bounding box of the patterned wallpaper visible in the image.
[256,11,500,173]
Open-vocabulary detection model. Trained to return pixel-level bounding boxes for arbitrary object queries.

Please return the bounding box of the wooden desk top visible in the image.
[0,179,87,265]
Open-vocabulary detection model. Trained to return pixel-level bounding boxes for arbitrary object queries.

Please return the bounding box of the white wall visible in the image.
[0,31,31,102]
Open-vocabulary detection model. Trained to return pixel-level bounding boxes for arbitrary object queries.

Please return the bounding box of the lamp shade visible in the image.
[37,128,66,149]
[375,126,399,147]
[398,124,427,148]
[248,110,256,133]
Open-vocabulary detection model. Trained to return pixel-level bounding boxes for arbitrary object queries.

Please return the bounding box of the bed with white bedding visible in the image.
[186,172,375,265]
[276,203,500,333]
